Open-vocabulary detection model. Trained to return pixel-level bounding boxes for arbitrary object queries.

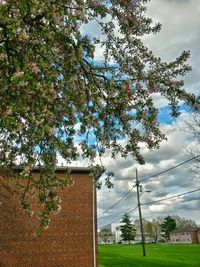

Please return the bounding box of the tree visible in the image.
[183,111,200,179]
[0,0,198,229]
[151,218,161,242]
[143,220,153,240]
[172,215,198,229]
[120,213,136,244]
[135,218,161,242]
[160,216,176,242]
[99,228,113,244]
[134,218,151,241]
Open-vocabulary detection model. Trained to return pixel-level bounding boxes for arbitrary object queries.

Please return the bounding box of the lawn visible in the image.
[98,244,200,267]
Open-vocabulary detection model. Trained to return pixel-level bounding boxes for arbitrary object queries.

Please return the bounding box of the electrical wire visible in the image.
[98,155,200,218]
[97,185,135,217]
[140,155,200,182]
[99,206,138,229]
[141,188,200,206]
[98,204,138,220]
[99,188,200,229]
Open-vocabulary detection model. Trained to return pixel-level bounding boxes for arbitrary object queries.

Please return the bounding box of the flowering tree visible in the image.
[0,0,198,230]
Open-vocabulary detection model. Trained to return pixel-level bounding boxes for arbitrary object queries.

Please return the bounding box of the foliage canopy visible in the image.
[0,0,198,229]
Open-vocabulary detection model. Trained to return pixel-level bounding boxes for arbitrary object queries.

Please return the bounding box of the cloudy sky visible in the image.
[95,0,200,228]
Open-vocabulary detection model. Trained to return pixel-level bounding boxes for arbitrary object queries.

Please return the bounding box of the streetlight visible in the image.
[135,169,151,257]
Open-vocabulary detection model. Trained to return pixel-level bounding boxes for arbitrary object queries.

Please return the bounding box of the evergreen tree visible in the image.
[160,216,176,242]
[120,213,136,244]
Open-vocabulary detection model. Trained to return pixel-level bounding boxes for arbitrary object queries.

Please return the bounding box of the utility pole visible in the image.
[135,169,146,257]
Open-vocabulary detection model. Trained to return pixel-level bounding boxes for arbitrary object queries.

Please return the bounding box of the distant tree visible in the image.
[184,111,200,179]
[151,218,161,242]
[160,216,176,242]
[120,213,136,244]
[143,220,153,241]
[134,218,149,241]
[184,111,200,143]
[172,215,198,229]
[142,218,161,242]
[99,228,113,244]
[134,219,141,235]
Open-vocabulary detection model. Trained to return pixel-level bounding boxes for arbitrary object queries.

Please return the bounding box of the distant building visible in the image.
[98,223,123,244]
[170,227,200,244]
[98,223,139,244]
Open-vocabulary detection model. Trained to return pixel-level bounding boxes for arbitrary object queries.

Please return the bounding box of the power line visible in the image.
[126,206,138,215]
[99,188,200,228]
[140,155,200,182]
[98,155,199,218]
[99,206,138,229]
[98,204,137,220]
[98,212,122,220]
[98,185,135,217]
[141,188,200,206]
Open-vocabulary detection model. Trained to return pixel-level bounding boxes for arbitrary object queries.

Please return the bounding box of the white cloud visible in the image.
[97,113,200,228]
[144,0,200,94]
[72,0,200,227]
[149,204,168,213]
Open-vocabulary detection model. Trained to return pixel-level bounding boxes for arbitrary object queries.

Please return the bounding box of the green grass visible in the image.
[98,244,200,267]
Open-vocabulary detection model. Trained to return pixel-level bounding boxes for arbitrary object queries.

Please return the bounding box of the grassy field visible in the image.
[98,244,200,267]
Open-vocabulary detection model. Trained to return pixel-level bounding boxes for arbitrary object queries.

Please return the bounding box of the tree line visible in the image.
[99,214,198,244]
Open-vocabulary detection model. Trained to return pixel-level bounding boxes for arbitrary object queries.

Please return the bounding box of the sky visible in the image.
[57,0,200,228]
[95,0,200,228]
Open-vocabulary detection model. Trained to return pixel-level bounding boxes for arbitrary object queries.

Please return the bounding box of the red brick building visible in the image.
[0,167,98,267]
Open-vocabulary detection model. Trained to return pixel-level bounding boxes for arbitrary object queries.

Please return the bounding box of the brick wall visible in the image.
[197,232,200,243]
[0,168,98,267]
[191,231,199,244]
